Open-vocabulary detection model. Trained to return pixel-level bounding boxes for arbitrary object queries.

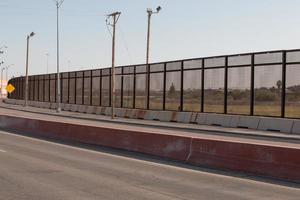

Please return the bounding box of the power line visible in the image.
[119,25,133,64]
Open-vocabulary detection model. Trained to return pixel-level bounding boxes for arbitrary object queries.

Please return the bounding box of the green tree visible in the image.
[168,82,176,96]
[276,80,282,91]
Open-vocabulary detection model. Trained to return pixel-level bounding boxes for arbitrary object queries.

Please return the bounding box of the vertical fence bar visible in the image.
[163,63,166,110]
[54,74,57,103]
[250,53,255,116]
[281,51,286,118]
[89,72,92,106]
[133,66,136,109]
[224,56,228,114]
[43,75,45,102]
[146,64,150,110]
[74,72,77,104]
[37,76,40,101]
[109,69,111,107]
[60,74,63,103]
[48,75,50,102]
[121,67,124,108]
[180,60,184,112]
[99,70,102,106]
[82,72,84,105]
[201,59,205,112]
[33,76,35,101]
[67,72,70,104]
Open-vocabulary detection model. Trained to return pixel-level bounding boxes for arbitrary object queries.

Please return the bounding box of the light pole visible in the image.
[1,66,5,98]
[53,0,65,113]
[0,46,7,57]
[6,64,14,86]
[24,32,35,107]
[106,12,121,119]
[46,53,49,74]
[145,6,161,108]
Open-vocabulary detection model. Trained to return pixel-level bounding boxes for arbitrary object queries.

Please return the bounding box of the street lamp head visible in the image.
[30,32,35,37]
[147,8,152,13]
[156,6,162,13]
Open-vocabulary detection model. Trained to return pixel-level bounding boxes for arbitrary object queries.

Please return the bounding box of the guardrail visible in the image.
[8,49,300,119]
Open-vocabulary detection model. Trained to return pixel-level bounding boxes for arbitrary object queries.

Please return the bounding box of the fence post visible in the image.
[74,72,77,104]
[82,72,84,105]
[37,76,40,101]
[281,51,286,118]
[250,53,255,116]
[121,67,124,108]
[133,66,136,109]
[60,74,63,103]
[109,69,111,107]
[43,75,45,102]
[67,72,70,104]
[201,59,205,112]
[99,70,102,106]
[163,63,166,110]
[180,61,184,112]
[224,56,228,114]
[146,64,150,110]
[90,70,93,106]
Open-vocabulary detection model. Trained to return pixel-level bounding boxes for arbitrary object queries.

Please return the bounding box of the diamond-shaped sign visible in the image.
[6,84,15,94]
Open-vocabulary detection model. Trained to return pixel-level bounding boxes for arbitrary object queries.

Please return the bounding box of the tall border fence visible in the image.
[8,49,300,118]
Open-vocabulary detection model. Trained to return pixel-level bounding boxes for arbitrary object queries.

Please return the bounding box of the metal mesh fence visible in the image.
[8,49,300,118]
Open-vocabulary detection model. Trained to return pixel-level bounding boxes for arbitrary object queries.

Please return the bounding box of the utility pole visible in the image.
[145,6,161,108]
[53,0,65,113]
[106,11,121,119]
[24,32,35,107]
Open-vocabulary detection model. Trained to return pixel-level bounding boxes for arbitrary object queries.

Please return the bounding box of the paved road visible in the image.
[0,130,299,200]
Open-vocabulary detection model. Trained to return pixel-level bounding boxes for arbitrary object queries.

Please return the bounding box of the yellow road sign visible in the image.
[6,84,15,94]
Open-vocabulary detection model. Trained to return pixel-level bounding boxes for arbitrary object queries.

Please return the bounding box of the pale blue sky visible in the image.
[1,0,300,79]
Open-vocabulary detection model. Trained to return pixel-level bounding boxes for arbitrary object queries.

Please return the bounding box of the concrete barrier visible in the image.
[0,113,299,183]
[37,102,44,108]
[86,106,96,114]
[132,110,147,119]
[205,114,231,127]
[95,107,102,115]
[144,110,159,120]
[157,111,176,122]
[70,104,79,112]
[291,120,300,135]
[42,102,51,109]
[124,109,134,118]
[187,137,300,183]
[78,105,88,113]
[115,108,125,118]
[189,113,198,124]
[50,103,58,110]
[258,118,294,133]
[176,112,192,123]
[62,104,71,111]
[104,108,112,116]
[196,113,208,125]
[0,114,190,162]
[237,116,260,129]
[228,115,240,128]
[28,101,34,107]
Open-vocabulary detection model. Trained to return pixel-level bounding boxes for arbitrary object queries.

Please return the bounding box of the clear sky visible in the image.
[1,0,300,79]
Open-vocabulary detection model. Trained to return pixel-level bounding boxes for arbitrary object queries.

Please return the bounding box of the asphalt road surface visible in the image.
[0,130,299,200]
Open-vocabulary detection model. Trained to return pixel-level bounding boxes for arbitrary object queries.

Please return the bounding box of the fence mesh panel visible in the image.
[10,50,300,119]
